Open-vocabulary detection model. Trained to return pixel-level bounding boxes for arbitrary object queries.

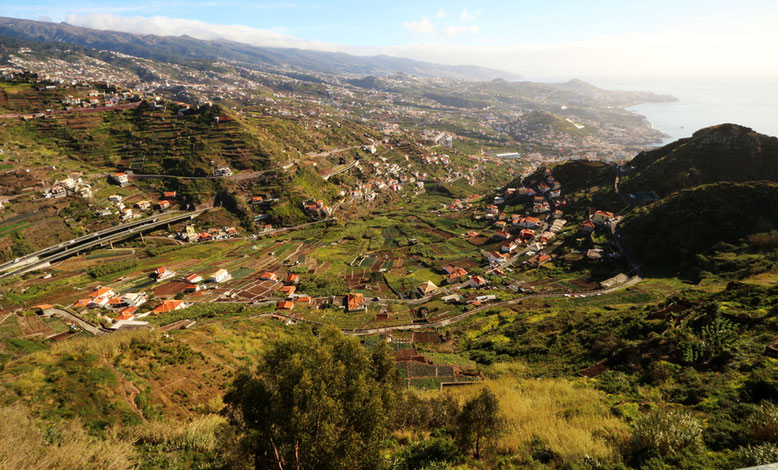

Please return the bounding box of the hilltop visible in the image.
[622,124,778,196]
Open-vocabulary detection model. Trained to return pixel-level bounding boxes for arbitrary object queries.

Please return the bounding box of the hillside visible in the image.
[506,110,593,143]
[622,124,778,196]
[620,181,778,272]
[0,17,520,81]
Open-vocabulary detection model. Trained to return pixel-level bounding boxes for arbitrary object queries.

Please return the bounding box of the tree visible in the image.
[223,327,398,470]
[456,387,503,459]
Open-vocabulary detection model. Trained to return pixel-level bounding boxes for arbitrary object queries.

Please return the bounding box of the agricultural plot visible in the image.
[396,361,481,390]
[16,314,55,338]
[153,281,190,298]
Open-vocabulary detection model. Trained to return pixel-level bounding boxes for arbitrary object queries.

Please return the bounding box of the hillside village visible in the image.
[1,27,778,470]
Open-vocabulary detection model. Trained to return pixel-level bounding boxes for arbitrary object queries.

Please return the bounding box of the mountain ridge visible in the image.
[622,123,778,196]
[0,16,522,81]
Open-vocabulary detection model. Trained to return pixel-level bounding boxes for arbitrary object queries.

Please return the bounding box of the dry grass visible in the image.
[124,414,227,454]
[0,404,133,470]
[441,377,626,461]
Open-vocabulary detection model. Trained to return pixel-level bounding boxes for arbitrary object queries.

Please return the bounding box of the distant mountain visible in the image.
[0,17,520,81]
[552,78,676,106]
[622,124,778,196]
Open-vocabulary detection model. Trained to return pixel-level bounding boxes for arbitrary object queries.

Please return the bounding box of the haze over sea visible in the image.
[596,77,778,146]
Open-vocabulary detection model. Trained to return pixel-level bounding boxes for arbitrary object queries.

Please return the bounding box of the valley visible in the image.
[0,20,776,470]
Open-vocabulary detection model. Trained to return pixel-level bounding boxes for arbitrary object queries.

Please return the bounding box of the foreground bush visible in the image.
[628,409,702,459]
[223,327,398,470]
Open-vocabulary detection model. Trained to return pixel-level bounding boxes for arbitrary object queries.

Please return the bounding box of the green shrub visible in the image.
[368,236,385,250]
[299,276,348,297]
[738,443,778,467]
[628,409,702,458]
[749,402,778,444]
[392,436,462,470]
[87,259,139,278]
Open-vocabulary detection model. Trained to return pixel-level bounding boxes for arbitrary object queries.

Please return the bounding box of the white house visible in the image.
[210,269,231,283]
[592,210,616,226]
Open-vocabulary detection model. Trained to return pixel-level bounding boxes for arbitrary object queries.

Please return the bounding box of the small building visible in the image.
[519,217,540,229]
[347,293,366,311]
[536,254,552,266]
[111,173,129,186]
[114,307,136,322]
[213,167,233,177]
[259,272,277,281]
[591,210,616,226]
[49,186,67,199]
[184,283,203,293]
[89,286,115,299]
[152,300,187,314]
[135,200,152,211]
[581,220,596,233]
[88,296,110,308]
[277,301,295,310]
[416,281,438,296]
[286,273,300,284]
[446,267,469,284]
[183,273,203,283]
[487,251,509,264]
[122,292,148,307]
[71,299,91,308]
[501,240,520,253]
[209,269,231,283]
[470,275,488,288]
[154,267,175,282]
[279,285,297,297]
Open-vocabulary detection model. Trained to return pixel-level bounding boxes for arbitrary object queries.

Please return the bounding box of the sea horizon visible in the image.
[612,76,778,145]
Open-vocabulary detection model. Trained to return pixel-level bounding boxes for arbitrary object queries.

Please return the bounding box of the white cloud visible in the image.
[383,17,778,80]
[460,9,476,22]
[436,9,446,19]
[402,17,436,35]
[61,11,778,81]
[441,25,479,37]
[65,12,342,51]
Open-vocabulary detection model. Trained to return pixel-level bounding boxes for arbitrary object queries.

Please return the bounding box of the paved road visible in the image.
[0,211,189,273]
[305,145,360,158]
[347,273,642,336]
[0,210,208,279]
[47,308,108,336]
[323,160,358,180]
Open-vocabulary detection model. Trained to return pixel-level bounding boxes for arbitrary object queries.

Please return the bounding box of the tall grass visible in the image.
[0,404,133,470]
[442,377,626,461]
[124,414,227,454]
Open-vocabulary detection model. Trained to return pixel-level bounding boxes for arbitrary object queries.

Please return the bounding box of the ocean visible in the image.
[602,77,778,145]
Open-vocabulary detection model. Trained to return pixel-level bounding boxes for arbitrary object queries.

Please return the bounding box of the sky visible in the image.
[1,0,777,83]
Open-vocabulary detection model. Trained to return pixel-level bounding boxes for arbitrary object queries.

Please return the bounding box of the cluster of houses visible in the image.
[70,286,149,324]
[446,194,480,212]
[421,129,455,148]
[581,210,617,233]
[303,199,332,218]
[43,176,93,200]
[176,224,239,243]
[274,272,313,311]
